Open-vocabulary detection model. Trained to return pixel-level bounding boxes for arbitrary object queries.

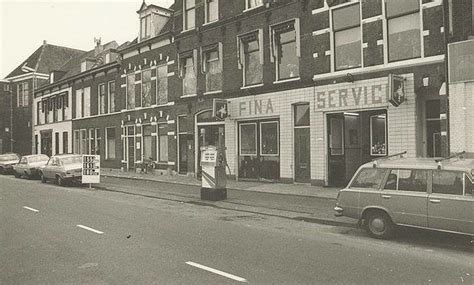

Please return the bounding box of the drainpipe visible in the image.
[9,83,13,152]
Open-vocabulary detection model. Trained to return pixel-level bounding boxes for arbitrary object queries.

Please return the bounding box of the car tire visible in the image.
[56,175,64,186]
[14,172,21,178]
[24,172,31,180]
[366,211,394,239]
[40,172,47,183]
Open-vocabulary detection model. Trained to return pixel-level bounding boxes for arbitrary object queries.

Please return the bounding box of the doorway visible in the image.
[40,130,52,157]
[238,119,280,181]
[425,100,441,157]
[294,103,310,183]
[178,134,193,174]
[327,109,387,186]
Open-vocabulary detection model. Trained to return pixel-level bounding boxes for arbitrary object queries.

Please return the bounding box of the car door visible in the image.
[44,158,56,179]
[16,157,27,174]
[381,169,429,227]
[348,168,388,217]
[428,170,474,235]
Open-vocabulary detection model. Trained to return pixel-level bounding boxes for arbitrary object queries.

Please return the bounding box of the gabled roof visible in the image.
[5,43,85,79]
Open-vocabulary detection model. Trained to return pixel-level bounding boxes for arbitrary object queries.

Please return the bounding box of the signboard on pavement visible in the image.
[82,155,100,184]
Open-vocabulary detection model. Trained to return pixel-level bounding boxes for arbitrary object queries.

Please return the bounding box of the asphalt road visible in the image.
[1,175,473,284]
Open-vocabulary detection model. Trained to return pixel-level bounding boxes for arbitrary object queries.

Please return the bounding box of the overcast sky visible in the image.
[0,0,174,78]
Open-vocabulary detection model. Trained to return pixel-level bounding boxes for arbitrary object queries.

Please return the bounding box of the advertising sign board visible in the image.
[82,155,100,184]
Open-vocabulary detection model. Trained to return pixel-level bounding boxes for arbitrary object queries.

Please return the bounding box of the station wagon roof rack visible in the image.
[435,151,466,169]
[372,151,407,168]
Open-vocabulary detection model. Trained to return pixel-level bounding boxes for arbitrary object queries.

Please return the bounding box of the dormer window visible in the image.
[140,14,151,40]
[183,0,195,30]
[246,0,263,10]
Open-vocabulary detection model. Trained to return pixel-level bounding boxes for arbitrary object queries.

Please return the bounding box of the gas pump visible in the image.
[200,128,227,201]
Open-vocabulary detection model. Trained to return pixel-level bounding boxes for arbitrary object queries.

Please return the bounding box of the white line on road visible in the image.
[186,261,247,283]
[23,206,39,213]
[77,225,104,234]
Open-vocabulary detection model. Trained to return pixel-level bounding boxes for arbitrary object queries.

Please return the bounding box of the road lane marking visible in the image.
[185,261,247,283]
[23,206,39,213]
[77,225,104,234]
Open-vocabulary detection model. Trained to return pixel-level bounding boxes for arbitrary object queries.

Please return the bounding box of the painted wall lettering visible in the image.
[239,98,274,116]
[315,84,387,110]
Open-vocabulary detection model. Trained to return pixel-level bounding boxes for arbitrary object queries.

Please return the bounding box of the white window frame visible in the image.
[205,0,219,24]
[140,14,151,40]
[245,0,263,11]
[259,121,279,157]
[98,83,106,115]
[108,80,115,113]
[179,50,197,97]
[183,0,196,31]
[156,64,168,104]
[201,42,223,93]
[157,123,168,162]
[270,18,301,81]
[237,29,264,87]
[105,127,115,160]
[141,69,152,107]
[239,122,258,156]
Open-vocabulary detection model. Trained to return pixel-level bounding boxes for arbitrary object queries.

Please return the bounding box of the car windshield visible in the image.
[60,156,82,165]
[28,156,49,163]
[0,154,19,161]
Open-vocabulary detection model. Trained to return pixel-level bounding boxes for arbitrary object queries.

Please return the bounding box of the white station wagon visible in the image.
[335,155,473,239]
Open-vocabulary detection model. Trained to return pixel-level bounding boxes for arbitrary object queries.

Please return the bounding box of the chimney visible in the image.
[43,40,47,46]
[94,37,103,56]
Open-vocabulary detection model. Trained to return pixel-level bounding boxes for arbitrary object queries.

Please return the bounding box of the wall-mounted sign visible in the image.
[213,99,228,120]
[238,98,274,116]
[82,155,100,184]
[315,84,386,110]
[388,74,406,107]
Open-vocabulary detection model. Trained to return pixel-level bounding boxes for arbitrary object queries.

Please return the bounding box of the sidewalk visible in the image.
[100,168,341,200]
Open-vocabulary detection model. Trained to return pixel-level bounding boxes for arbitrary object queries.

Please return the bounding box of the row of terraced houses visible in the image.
[1,0,473,187]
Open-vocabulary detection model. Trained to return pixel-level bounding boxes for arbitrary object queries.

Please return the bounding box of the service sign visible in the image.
[388,74,406,107]
[213,99,228,120]
[82,155,100,184]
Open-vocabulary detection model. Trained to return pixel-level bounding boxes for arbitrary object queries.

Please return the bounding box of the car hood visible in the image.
[0,160,19,166]
[64,163,83,171]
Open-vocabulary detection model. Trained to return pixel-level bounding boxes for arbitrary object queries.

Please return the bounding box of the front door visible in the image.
[178,134,189,174]
[41,131,52,157]
[127,136,135,170]
[294,128,310,183]
[428,170,474,234]
[327,114,345,186]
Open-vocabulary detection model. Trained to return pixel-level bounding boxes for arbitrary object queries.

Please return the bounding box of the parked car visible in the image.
[0,153,20,174]
[13,154,50,179]
[334,157,473,239]
[40,154,83,186]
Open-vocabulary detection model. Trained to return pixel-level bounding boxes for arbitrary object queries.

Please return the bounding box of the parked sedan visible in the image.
[0,153,20,174]
[40,154,83,186]
[13,154,50,179]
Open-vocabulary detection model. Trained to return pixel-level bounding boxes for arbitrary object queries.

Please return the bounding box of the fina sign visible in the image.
[213,99,228,120]
[388,74,406,107]
[82,155,100,184]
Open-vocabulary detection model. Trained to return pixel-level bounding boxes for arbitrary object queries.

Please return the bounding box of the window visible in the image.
[384,169,428,192]
[142,70,152,107]
[95,129,101,155]
[466,176,473,195]
[140,15,151,40]
[157,65,168,105]
[333,4,361,70]
[432,171,464,196]
[63,132,68,154]
[386,0,421,62]
[246,0,262,10]
[143,125,154,161]
[350,168,387,189]
[370,114,387,156]
[36,102,41,125]
[239,32,263,86]
[17,82,29,107]
[272,20,300,80]
[184,0,195,30]
[74,130,80,154]
[260,121,279,155]
[83,87,91,117]
[205,0,218,23]
[202,44,223,92]
[89,129,95,155]
[239,123,257,155]
[158,124,168,161]
[75,89,82,118]
[181,55,196,96]
[55,132,60,155]
[80,129,87,154]
[105,127,116,159]
[98,83,106,114]
[127,74,135,109]
[294,104,310,126]
[62,93,69,120]
[108,81,115,113]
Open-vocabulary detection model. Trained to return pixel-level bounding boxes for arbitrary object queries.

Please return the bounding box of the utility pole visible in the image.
[9,84,13,152]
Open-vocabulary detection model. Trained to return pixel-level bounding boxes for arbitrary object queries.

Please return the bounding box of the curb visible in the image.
[101,173,338,200]
[94,183,355,229]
